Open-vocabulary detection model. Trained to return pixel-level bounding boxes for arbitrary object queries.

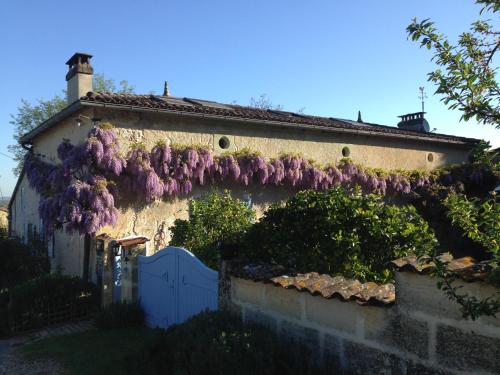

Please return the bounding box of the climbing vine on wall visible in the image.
[25,123,483,236]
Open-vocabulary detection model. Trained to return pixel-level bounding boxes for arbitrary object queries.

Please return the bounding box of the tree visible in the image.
[407,0,500,128]
[249,94,284,110]
[8,75,135,176]
[92,73,135,94]
[408,0,500,319]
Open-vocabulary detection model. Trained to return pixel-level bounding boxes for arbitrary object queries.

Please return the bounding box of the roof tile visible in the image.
[80,92,478,144]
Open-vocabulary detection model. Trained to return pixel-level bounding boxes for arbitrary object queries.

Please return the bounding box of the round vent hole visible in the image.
[342,147,351,158]
[219,136,230,149]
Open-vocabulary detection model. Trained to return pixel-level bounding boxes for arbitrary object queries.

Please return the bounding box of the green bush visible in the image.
[0,237,50,291]
[7,274,97,332]
[94,301,145,330]
[126,310,328,375]
[243,188,438,283]
[169,190,256,269]
[0,226,7,240]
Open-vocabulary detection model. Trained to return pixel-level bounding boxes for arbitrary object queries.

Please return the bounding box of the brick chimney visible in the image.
[66,53,93,104]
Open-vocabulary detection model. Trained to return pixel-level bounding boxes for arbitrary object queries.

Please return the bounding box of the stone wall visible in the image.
[226,273,500,375]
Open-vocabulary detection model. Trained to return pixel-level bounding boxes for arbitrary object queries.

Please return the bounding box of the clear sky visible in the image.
[0,0,499,197]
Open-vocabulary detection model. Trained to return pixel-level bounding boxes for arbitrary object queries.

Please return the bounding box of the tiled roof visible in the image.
[94,233,149,247]
[80,92,478,145]
[227,261,395,305]
[391,253,493,282]
[115,236,149,247]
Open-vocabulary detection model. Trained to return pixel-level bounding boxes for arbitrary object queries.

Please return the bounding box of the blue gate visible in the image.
[138,246,218,329]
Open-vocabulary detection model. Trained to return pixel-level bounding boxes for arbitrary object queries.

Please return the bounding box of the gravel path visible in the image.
[0,337,66,375]
[0,320,93,375]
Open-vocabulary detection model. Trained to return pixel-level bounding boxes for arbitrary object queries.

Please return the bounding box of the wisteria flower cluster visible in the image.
[25,124,124,235]
[26,124,436,235]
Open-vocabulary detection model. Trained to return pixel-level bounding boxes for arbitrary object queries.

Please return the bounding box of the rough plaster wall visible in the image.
[32,108,95,162]
[99,183,294,254]
[98,109,471,171]
[9,175,85,277]
[228,276,500,375]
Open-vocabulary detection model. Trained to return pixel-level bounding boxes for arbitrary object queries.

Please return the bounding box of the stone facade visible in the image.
[10,105,475,282]
[225,273,500,375]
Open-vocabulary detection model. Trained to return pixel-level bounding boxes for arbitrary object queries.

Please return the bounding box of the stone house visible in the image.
[8,53,478,298]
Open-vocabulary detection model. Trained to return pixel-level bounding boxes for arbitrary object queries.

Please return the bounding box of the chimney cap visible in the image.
[397,111,430,133]
[66,52,93,66]
[398,111,426,120]
[66,52,93,81]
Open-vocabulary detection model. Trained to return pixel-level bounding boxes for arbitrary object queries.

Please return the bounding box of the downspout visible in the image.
[83,234,91,282]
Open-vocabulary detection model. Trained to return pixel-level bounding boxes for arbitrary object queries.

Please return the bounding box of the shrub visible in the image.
[7,274,97,332]
[243,187,438,283]
[94,301,144,330]
[126,310,327,375]
[0,237,50,291]
[169,190,255,269]
[0,226,7,240]
[444,193,499,255]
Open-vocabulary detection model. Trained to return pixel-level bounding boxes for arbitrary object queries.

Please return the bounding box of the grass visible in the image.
[22,327,160,375]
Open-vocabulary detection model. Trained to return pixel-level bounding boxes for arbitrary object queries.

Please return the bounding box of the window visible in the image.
[427,153,434,162]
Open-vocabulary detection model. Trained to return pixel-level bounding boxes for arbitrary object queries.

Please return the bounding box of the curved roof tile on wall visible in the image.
[227,261,395,306]
[391,253,493,282]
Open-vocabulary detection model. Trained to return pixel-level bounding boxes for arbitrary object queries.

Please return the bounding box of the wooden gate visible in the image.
[138,246,218,329]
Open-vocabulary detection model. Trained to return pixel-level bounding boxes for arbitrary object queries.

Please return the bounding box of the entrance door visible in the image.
[138,246,218,328]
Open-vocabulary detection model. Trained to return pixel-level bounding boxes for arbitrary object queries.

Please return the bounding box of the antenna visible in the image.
[418,87,428,112]
[0,152,14,160]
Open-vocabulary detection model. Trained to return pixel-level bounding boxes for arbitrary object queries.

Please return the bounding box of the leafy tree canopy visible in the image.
[8,74,135,176]
[407,0,500,128]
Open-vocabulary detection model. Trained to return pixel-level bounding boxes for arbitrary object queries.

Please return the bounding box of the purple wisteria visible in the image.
[25,124,124,235]
[26,125,435,235]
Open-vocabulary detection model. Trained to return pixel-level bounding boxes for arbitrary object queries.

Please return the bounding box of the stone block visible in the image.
[396,273,463,320]
[436,324,500,373]
[226,301,243,318]
[396,272,500,327]
[231,277,263,306]
[405,361,453,375]
[280,320,320,363]
[323,333,342,371]
[365,312,429,359]
[244,307,278,332]
[343,340,403,375]
[304,293,360,335]
[263,283,303,320]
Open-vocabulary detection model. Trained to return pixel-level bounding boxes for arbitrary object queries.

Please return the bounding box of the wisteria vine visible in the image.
[26,123,445,235]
